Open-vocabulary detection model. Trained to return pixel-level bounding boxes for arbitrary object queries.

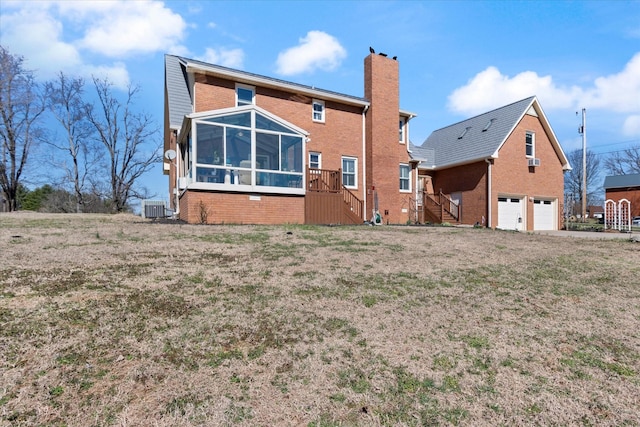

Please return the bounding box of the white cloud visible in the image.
[0,0,188,89]
[447,53,640,137]
[447,67,580,116]
[74,1,187,58]
[82,62,130,90]
[622,115,640,137]
[0,6,83,77]
[276,31,346,75]
[581,52,640,113]
[197,48,245,69]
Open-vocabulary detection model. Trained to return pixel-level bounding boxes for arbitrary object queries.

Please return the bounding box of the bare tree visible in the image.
[564,148,601,216]
[85,77,161,213]
[604,144,640,176]
[0,46,45,211]
[44,72,99,213]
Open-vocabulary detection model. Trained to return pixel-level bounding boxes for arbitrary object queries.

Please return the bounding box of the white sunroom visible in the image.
[177,105,309,195]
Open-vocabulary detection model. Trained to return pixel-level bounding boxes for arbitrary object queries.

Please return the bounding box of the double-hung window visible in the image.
[525,131,535,157]
[342,157,357,188]
[399,118,405,143]
[399,164,411,191]
[236,84,255,106]
[309,152,321,169]
[312,100,325,122]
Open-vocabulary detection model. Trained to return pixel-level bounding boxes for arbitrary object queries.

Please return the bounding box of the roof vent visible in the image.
[482,119,495,132]
[458,126,471,139]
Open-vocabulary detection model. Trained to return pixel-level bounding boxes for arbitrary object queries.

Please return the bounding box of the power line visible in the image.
[589,138,640,149]
[590,147,639,156]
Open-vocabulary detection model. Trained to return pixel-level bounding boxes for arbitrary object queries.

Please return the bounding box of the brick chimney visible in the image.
[364,53,405,223]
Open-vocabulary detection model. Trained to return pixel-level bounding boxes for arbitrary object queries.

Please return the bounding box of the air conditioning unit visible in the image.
[528,158,541,167]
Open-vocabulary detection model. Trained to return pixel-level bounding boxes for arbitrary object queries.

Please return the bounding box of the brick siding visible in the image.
[179,191,304,224]
[605,188,640,217]
[193,75,365,202]
[365,54,413,224]
[491,114,565,230]
[432,161,488,225]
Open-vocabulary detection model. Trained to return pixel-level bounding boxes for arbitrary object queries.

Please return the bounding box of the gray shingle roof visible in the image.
[603,173,640,189]
[165,55,193,130]
[413,96,570,170]
[409,142,435,165]
[165,54,372,132]
[183,55,369,104]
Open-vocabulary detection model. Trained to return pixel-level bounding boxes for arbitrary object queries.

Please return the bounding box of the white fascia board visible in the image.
[400,109,418,119]
[178,117,191,144]
[185,62,370,109]
[531,99,572,171]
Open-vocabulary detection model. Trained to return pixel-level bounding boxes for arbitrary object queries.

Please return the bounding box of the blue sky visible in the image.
[1,0,639,203]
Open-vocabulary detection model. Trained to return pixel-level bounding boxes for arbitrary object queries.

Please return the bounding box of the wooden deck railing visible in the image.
[424,191,459,222]
[307,168,341,192]
[306,167,364,224]
[343,186,363,221]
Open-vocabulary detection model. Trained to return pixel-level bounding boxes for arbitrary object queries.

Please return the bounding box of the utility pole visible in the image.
[578,108,587,222]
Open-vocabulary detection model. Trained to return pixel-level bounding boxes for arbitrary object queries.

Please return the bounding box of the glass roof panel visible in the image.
[256,113,294,133]
[203,112,251,127]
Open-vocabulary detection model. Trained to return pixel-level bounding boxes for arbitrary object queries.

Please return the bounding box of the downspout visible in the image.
[362,104,369,222]
[174,132,180,217]
[414,166,419,223]
[485,158,492,228]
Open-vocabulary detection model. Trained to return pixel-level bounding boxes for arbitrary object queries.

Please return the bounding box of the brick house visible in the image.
[164,54,570,229]
[411,97,571,231]
[603,173,640,218]
[164,52,416,224]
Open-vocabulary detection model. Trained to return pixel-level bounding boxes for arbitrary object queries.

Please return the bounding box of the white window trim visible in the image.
[399,163,411,192]
[236,83,255,106]
[342,156,358,189]
[399,118,405,144]
[525,131,535,158]
[312,99,325,123]
[309,151,322,169]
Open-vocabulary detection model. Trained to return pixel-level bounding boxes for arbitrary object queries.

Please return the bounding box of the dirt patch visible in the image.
[1,212,639,426]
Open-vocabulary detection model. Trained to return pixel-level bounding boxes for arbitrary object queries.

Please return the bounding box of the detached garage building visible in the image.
[411,96,571,231]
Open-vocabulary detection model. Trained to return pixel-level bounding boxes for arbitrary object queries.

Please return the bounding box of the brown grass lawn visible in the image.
[1,212,639,427]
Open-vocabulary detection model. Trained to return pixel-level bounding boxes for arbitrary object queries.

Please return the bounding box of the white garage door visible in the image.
[498,197,523,230]
[533,199,555,230]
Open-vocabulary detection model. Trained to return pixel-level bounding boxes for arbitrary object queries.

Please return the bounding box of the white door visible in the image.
[533,199,555,230]
[498,197,523,230]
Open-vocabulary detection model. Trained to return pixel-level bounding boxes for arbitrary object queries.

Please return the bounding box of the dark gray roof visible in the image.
[409,142,435,166]
[181,55,369,104]
[165,55,371,132]
[603,173,640,189]
[165,55,193,129]
[415,96,570,170]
